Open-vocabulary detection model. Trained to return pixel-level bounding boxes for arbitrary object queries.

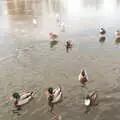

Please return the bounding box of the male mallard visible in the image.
[12,91,33,107]
[99,27,106,35]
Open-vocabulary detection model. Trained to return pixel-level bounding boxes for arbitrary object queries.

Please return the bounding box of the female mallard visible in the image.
[84,91,98,107]
[78,69,88,85]
[12,91,33,107]
[49,33,58,40]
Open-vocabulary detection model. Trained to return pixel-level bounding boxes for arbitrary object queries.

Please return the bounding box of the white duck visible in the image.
[12,92,33,107]
[78,69,88,85]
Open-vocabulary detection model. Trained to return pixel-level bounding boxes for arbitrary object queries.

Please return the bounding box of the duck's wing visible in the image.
[53,87,61,98]
[20,92,33,100]
[52,92,62,104]
[17,96,32,106]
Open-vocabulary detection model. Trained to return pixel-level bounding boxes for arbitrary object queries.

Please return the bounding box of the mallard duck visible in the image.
[49,33,58,40]
[12,92,33,107]
[78,69,88,85]
[84,91,98,107]
[115,30,120,37]
[99,27,106,35]
[65,40,72,48]
[46,86,62,104]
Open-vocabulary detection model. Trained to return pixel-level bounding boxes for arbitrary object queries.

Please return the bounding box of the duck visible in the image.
[49,33,58,40]
[56,14,61,22]
[78,69,88,85]
[12,91,33,107]
[84,91,98,107]
[99,27,106,35]
[115,30,120,37]
[32,18,37,25]
[65,40,72,48]
[46,86,62,104]
[60,22,65,32]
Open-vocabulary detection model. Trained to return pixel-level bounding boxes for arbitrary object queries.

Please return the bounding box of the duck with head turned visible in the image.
[84,91,98,108]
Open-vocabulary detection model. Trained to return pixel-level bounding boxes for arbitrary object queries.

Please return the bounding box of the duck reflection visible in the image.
[82,0,103,9]
[5,0,34,15]
[50,40,58,48]
[115,37,120,44]
[116,0,120,7]
[99,36,106,44]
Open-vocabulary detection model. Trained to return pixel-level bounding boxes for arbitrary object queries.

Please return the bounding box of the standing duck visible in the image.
[49,33,58,40]
[78,69,88,85]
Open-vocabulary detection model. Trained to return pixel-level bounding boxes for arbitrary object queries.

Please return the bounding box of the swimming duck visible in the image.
[65,40,72,48]
[78,69,88,85]
[46,86,62,104]
[56,14,61,22]
[60,22,65,32]
[84,91,98,107]
[12,92,33,107]
[99,27,106,35]
[49,33,58,40]
[115,30,120,37]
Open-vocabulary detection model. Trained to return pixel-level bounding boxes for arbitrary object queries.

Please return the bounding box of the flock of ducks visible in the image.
[11,69,97,119]
[49,27,120,54]
[10,15,120,119]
